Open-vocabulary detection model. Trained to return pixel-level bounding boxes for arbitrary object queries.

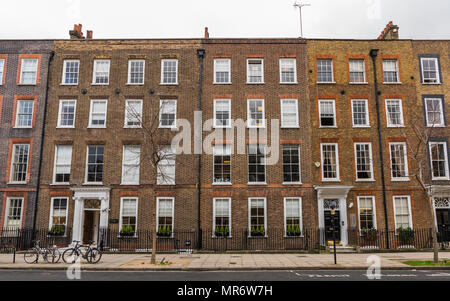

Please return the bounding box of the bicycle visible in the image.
[23,240,61,264]
[62,240,102,264]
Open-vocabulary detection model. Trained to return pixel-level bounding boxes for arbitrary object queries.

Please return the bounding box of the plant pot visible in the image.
[120,232,135,237]
[251,232,265,237]
[48,231,65,236]
[215,232,230,237]
[157,232,172,237]
[286,232,301,237]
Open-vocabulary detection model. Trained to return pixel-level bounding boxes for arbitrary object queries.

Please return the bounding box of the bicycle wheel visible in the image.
[62,248,79,264]
[44,248,61,264]
[86,248,102,264]
[24,248,38,264]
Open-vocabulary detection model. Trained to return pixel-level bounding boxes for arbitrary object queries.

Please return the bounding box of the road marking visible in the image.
[295,273,349,278]
[426,273,450,277]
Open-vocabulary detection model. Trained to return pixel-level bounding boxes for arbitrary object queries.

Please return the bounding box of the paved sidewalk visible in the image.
[0,252,449,271]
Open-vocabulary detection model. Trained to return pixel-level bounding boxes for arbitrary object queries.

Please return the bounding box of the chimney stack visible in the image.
[204,27,209,39]
[69,24,85,40]
[86,30,93,39]
[377,21,399,40]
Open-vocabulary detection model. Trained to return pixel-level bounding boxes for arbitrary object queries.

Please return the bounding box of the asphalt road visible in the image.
[0,269,449,281]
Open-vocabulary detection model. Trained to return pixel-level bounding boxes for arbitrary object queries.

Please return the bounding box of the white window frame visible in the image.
[159,99,177,128]
[382,59,400,84]
[213,145,232,185]
[119,197,139,235]
[84,145,104,184]
[429,142,450,180]
[213,59,231,84]
[121,145,141,185]
[124,99,143,128]
[88,99,108,128]
[349,59,367,84]
[247,99,265,128]
[389,142,409,181]
[92,59,110,85]
[393,195,413,230]
[248,197,267,236]
[282,145,302,184]
[351,99,370,127]
[279,58,297,84]
[3,197,24,230]
[420,57,440,84]
[14,99,34,128]
[48,197,69,233]
[424,98,445,127]
[213,99,231,128]
[280,99,299,128]
[52,145,72,184]
[157,146,176,185]
[283,197,303,236]
[61,59,79,85]
[127,59,145,85]
[160,59,178,85]
[316,59,334,83]
[156,197,174,235]
[357,196,377,231]
[0,59,5,85]
[9,144,30,184]
[248,144,266,184]
[354,142,374,181]
[320,143,340,182]
[57,99,77,128]
[385,99,404,127]
[213,198,232,237]
[19,58,38,85]
[246,58,264,84]
[318,99,337,128]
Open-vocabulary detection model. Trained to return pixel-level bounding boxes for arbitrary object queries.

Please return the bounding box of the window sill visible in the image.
[88,126,107,129]
[213,126,232,129]
[383,82,402,85]
[283,235,304,238]
[50,183,70,186]
[126,83,144,86]
[355,179,375,182]
[319,126,338,129]
[56,126,75,129]
[421,82,441,85]
[279,82,298,85]
[349,82,368,85]
[282,182,302,185]
[120,183,140,186]
[386,125,405,128]
[13,126,32,129]
[124,125,142,129]
[117,235,138,239]
[246,82,265,85]
[7,182,27,185]
[248,236,269,238]
[91,83,109,86]
[60,83,78,86]
[159,83,178,86]
[213,82,232,85]
[352,125,371,128]
[316,81,336,84]
[390,178,410,182]
[431,177,450,181]
[247,182,267,186]
[158,126,177,129]
[212,182,232,186]
[281,126,299,129]
[17,83,37,86]
[321,179,341,182]
[156,183,176,186]
[426,125,445,128]
[82,182,103,186]
[247,126,266,129]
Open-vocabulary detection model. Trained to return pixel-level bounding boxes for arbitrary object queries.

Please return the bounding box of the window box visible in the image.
[250,226,265,237]
[397,226,414,244]
[286,231,301,237]
[48,225,66,237]
[119,231,136,237]
[214,231,230,238]
[157,231,172,237]
[360,228,377,241]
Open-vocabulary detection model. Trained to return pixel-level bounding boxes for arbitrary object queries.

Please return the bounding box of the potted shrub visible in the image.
[48,225,65,236]
[398,226,415,245]
[120,225,135,237]
[157,225,172,237]
[251,226,265,237]
[215,225,229,237]
[286,225,301,237]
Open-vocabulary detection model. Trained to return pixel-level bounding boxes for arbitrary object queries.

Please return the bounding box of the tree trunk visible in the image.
[151,211,157,264]
[428,196,439,263]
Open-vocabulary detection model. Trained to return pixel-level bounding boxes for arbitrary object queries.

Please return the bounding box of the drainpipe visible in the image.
[369,49,389,249]
[196,49,205,249]
[32,50,55,236]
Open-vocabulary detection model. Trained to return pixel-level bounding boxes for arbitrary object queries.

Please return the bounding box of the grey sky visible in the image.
[1,0,449,39]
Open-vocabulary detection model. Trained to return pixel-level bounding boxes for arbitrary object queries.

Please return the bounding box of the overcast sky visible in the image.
[1,0,449,39]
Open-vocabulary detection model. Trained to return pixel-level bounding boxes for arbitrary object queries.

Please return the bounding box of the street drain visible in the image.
[230,262,236,264]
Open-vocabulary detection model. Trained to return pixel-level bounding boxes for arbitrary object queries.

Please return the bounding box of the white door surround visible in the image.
[314,185,353,246]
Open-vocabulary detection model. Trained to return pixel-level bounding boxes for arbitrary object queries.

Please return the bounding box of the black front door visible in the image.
[436,209,450,242]
[324,210,341,241]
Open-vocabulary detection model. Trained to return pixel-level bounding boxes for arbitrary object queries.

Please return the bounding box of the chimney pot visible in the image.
[204,27,209,39]
[87,30,93,39]
[377,21,399,40]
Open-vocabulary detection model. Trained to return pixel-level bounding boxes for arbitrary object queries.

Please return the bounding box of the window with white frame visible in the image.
[10,144,29,183]
[284,197,302,236]
[213,145,231,184]
[393,196,412,229]
[15,99,34,128]
[354,143,374,180]
[53,145,72,183]
[86,146,104,183]
[358,196,376,230]
[248,144,266,183]
[321,143,339,181]
[159,99,177,128]
[280,99,299,128]
[385,99,404,127]
[20,58,38,84]
[57,100,76,127]
[389,142,409,180]
[319,99,336,127]
[157,197,173,235]
[247,59,264,83]
[161,59,178,84]
[89,99,107,127]
[0,59,5,84]
[3,197,23,230]
[349,59,366,83]
[247,99,265,128]
[429,142,449,180]
[317,59,333,83]
[92,59,110,84]
[213,198,231,236]
[351,99,369,127]
[62,60,79,85]
[249,198,266,236]
[157,146,175,185]
[120,198,138,233]
[421,57,440,84]
[214,59,231,84]
[424,98,444,127]
[122,145,141,184]
[124,99,142,127]
[283,145,301,183]
[279,59,297,83]
[214,99,231,128]
[127,60,144,84]
[382,59,399,83]
[49,198,68,233]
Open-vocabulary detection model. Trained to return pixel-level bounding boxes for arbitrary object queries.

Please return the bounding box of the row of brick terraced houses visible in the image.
[0,23,448,249]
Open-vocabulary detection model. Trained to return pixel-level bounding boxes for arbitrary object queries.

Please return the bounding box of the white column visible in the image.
[72,197,83,244]
[99,196,109,229]
[340,198,348,246]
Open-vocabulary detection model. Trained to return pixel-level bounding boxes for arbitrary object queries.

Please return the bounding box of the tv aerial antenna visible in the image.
[293,2,311,38]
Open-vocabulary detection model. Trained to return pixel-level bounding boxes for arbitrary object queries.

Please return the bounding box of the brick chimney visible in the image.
[69,24,85,40]
[86,30,93,39]
[377,21,399,40]
[204,27,209,39]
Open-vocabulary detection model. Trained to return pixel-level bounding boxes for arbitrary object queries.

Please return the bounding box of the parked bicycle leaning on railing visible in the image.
[62,240,102,264]
[24,240,61,264]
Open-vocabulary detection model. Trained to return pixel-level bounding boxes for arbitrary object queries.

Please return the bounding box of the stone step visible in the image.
[326,246,357,253]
